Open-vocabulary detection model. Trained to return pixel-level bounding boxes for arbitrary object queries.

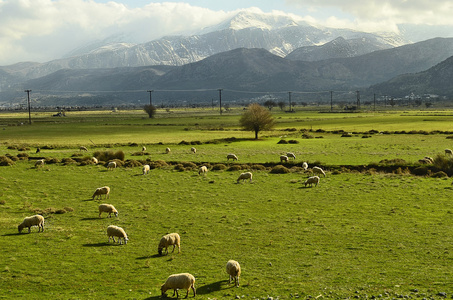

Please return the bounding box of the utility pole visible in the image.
[24,89,32,124]
[288,92,292,112]
[356,90,360,109]
[373,93,376,111]
[147,90,153,106]
[330,91,333,112]
[218,89,223,115]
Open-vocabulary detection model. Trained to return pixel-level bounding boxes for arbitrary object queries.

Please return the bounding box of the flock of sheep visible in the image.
[22,145,328,297]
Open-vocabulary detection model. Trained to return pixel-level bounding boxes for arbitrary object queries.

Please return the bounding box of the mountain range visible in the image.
[0,11,452,107]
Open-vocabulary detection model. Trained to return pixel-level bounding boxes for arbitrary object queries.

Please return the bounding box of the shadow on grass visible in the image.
[136,254,161,260]
[2,232,23,237]
[80,217,101,221]
[196,280,227,295]
[143,296,162,300]
[82,242,112,247]
[82,198,95,202]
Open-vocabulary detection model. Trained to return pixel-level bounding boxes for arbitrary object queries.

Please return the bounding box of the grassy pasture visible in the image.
[1,108,453,299]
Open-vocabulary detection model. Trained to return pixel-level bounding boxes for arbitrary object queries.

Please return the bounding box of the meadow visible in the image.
[1,107,453,299]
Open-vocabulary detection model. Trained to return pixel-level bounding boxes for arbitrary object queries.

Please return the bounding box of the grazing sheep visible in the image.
[166,147,171,154]
[227,153,238,161]
[80,146,88,151]
[35,159,45,168]
[286,152,296,160]
[198,165,208,175]
[107,161,116,170]
[302,162,308,170]
[142,164,150,175]
[98,204,118,218]
[445,149,453,155]
[280,155,289,163]
[191,147,196,153]
[237,172,253,183]
[418,158,432,164]
[312,166,326,177]
[161,273,196,298]
[18,215,45,233]
[304,176,320,187]
[36,148,40,153]
[92,186,110,200]
[226,260,241,287]
[142,146,146,152]
[158,233,181,255]
[92,157,98,164]
[424,156,434,163]
[107,225,128,244]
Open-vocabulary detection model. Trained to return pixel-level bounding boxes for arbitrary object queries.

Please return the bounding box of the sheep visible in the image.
[198,165,208,175]
[302,162,308,170]
[36,148,40,153]
[237,172,253,183]
[424,156,434,163]
[312,166,326,177]
[158,233,181,255]
[227,153,238,161]
[304,176,320,187]
[18,215,45,233]
[107,225,128,244]
[142,146,146,152]
[280,155,289,163]
[445,149,453,155]
[142,164,150,175]
[92,186,110,200]
[191,147,196,153]
[161,273,196,298]
[35,159,45,168]
[286,152,296,160]
[98,204,118,218]
[166,147,171,154]
[92,157,98,164]
[80,146,88,151]
[418,158,432,164]
[226,260,241,287]
[107,161,116,170]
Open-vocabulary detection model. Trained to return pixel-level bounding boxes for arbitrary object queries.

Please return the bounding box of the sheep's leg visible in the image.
[229,275,231,284]
[28,227,31,233]
[192,285,196,297]
[171,245,175,253]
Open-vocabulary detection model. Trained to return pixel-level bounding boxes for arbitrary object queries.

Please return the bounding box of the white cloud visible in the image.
[285,0,453,32]
[0,0,229,65]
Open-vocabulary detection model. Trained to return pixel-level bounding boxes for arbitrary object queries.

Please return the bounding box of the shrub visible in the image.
[301,133,313,139]
[228,165,243,171]
[433,154,453,174]
[61,158,77,165]
[124,160,143,168]
[93,150,125,161]
[174,164,186,172]
[179,140,191,145]
[181,162,197,169]
[211,164,227,171]
[47,158,61,164]
[379,158,407,165]
[277,139,288,144]
[149,160,168,169]
[251,164,267,171]
[0,156,15,166]
[270,165,290,174]
[17,153,29,159]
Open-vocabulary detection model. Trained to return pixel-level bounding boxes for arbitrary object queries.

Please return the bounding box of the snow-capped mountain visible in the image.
[0,11,405,84]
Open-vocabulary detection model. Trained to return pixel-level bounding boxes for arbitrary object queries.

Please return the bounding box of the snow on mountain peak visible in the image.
[228,11,298,30]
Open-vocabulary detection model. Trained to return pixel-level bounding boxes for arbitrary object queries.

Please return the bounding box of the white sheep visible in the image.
[198,165,208,175]
[286,152,296,160]
[304,176,320,187]
[237,172,253,183]
[424,156,434,163]
[92,157,98,164]
[302,162,308,170]
[35,159,45,168]
[227,153,238,161]
[107,161,116,170]
[158,233,181,255]
[80,146,88,151]
[418,158,432,164]
[445,149,453,155]
[98,204,118,218]
[107,225,128,244]
[18,215,45,233]
[280,155,289,163]
[92,186,110,200]
[226,260,241,287]
[142,146,146,152]
[161,273,196,298]
[166,147,171,154]
[191,147,196,153]
[312,166,326,177]
[142,164,150,175]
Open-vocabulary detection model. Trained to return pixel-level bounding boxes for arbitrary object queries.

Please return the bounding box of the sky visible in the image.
[0,0,452,66]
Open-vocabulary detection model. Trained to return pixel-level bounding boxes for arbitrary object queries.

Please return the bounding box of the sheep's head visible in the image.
[114,211,118,217]
[158,247,163,255]
[161,284,168,295]
[18,224,24,233]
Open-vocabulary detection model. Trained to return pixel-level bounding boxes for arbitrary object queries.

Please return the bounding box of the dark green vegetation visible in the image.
[1,108,453,299]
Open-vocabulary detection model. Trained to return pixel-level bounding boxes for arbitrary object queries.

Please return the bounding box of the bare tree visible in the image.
[143,105,157,118]
[277,101,286,110]
[263,100,277,111]
[239,103,275,139]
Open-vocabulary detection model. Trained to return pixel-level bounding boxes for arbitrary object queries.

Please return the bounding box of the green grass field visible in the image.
[1,108,453,299]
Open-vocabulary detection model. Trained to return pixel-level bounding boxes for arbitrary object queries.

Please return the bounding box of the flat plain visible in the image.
[1,107,453,299]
